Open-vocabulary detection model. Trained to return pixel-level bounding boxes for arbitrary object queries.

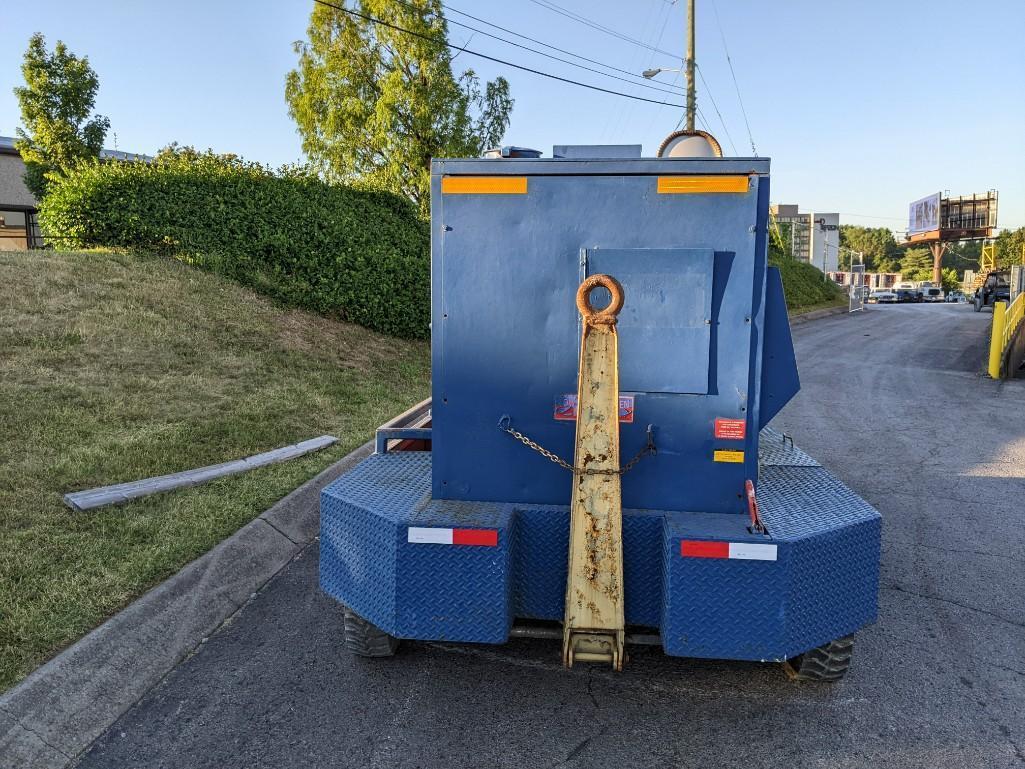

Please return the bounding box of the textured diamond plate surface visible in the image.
[321,438,880,660]
[512,508,663,627]
[621,512,664,627]
[512,507,567,620]
[396,507,514,643]
[320,452,429,633]
[757,464,880,538]
[661,512,786,659]
[321,452,515,643]
[758,426,821,467]
[758,463,881,656]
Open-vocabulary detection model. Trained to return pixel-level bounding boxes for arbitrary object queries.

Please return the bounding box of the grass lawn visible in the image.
[0,249,430,692]
[770,255,848,313]
[789,297,849,315]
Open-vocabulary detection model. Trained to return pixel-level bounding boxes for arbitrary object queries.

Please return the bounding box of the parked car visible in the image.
[868,289,897,304]
[945,291,966,303]
[922,286,945,303]
[895,289,923,303]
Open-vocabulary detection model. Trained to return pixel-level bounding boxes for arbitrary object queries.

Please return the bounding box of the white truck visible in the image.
[919,282,945,302]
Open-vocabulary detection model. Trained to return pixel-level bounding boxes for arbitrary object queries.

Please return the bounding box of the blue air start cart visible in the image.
[319,140,880,679]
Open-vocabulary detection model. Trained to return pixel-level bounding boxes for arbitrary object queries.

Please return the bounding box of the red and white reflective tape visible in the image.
[680,540,777,561]
[407,527,499,547]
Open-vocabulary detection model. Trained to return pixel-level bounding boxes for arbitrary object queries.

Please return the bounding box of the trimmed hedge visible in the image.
[39,149,430,338]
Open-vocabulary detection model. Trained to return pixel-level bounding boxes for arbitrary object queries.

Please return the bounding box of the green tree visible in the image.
[286,0,513,215]
[943,239,981,276]
[899,247,934,282]
[771,221,795,259]
[940,267,959,292]
[13,33,109,199]
[994,226,1025,269]
[839,225,901,272]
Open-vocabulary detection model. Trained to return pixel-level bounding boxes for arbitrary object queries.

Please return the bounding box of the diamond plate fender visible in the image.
[320,438,881,661]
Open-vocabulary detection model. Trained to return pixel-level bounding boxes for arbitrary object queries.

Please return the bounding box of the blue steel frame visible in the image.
[375,428,432,455]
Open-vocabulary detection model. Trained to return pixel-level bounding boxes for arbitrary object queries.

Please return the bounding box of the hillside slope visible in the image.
[0,250,430,691]
[771,255,847,313]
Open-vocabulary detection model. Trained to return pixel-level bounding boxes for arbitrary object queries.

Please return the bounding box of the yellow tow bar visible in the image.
[563,275,627,671]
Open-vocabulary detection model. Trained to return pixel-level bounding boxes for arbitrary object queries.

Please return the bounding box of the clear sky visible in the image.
[2,0,1023,230]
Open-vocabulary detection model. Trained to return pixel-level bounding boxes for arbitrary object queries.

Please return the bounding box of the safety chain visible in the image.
[499,418,656,476]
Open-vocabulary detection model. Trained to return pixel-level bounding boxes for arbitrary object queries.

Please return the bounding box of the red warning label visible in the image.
[714,418,746,440]
[554,394,634,423]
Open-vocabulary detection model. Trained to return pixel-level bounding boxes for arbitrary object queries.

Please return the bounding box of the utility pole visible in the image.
[686,0,696,131]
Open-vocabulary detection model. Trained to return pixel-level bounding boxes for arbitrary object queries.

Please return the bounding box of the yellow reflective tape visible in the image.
[713,449,745,463]
[441,176,528,194]
[657,175,750,194]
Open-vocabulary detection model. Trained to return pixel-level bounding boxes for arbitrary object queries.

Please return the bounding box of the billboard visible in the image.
[908,192,941,234]
[943,192,998,231]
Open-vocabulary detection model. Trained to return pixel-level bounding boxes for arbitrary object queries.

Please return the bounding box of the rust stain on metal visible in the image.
[563,274,627,672]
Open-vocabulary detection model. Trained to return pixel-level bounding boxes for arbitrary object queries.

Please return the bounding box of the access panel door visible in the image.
[584,248,714,395]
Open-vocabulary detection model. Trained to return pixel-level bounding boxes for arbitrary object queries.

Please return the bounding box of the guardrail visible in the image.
[988,294,1025,378]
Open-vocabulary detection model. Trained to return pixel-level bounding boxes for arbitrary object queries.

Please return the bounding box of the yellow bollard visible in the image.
[988,301,1007,379]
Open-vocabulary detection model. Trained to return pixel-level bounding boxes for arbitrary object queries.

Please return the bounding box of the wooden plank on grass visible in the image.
[63,435,338,511]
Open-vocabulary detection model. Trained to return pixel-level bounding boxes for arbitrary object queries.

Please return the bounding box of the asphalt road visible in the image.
[78,304,1025,769]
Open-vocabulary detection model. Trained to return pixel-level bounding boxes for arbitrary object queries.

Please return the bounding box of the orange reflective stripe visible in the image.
[441,176,528,194]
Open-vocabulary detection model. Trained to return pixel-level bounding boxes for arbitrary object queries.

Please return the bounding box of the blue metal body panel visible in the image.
[430,158,775,513]
[759,266,801,427]
[318,151,881,662]
[583,248,714,394]
[320,428,881,660]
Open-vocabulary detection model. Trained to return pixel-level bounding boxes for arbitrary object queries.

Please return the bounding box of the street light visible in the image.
[642,0,696,131]
[642,67,681,79]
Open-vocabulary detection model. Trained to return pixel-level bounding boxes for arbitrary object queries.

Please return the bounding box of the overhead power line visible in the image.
[526,0,740,150]
[527,0,679,59]
[647,65,682,136]
[440,9,688,96]
[697,106,711,131]
[675,104,711,133]
[443,2,686,93]
[310,0,685,109]
[695,64,737,155]
[386,0,687,97]
[709,0,756,155]
[448,22,686,98]
[647,1,675,67]
[603,0,672,142]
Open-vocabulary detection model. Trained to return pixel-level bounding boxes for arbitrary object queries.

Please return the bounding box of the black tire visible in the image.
[343,607,400,657]
[784,634,854,682]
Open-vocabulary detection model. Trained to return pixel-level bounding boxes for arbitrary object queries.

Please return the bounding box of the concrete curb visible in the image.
[0,440,374,769]
[789,304,852,326]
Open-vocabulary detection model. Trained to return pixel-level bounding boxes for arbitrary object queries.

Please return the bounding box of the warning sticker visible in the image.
[554,394,634,423]
[714,418,746,440]
[713,449,745,463]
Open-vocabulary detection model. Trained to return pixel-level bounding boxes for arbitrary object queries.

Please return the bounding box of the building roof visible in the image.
[0,135,151,162]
